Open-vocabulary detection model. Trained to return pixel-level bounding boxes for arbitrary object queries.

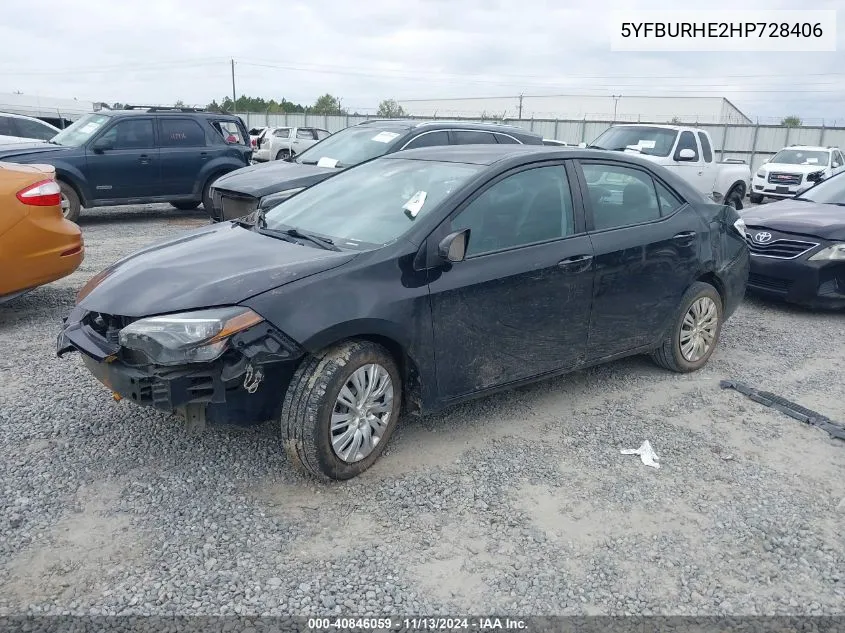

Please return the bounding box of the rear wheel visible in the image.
[170,201,200,211]
[651,282,723,373]
[282,340,402,481]
[749,193,764,204]
[58,181,81,222]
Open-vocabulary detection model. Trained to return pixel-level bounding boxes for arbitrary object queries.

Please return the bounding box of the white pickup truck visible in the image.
[587,124,751,209]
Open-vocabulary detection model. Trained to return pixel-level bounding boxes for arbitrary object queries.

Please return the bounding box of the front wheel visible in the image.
[281,340,402,480]
[725,187,744,210]
[275,150,290,161]
[170,201,200,211]
[651,282,723,373]
[749,193,764,204]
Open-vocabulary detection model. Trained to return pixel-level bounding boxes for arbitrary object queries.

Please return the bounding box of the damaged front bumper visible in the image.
[56,306,305,428]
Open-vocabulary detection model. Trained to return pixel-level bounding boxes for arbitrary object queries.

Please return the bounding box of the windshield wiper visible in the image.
[282,227,340,250]
[610,146,642,152]
[299,159,318,165]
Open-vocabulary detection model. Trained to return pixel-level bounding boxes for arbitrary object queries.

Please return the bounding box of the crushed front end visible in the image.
[56,305,305,431]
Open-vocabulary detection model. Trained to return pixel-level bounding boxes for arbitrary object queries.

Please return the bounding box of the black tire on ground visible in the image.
[749,193,764,204]
[58,180,81,223]
[170,201,200,211]
[725,187,744,210]
[275,150,290,161]
[201,173,225,215]
[650,281,724,374]
[281,340,402,481]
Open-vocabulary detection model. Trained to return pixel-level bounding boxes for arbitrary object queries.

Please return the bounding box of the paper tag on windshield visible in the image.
[638,139,656,149]
[372,131,400,143]
[403,191,427,218]
[316,157,339,168]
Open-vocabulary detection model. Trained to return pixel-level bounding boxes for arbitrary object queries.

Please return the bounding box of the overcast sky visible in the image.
[1,0,842,124]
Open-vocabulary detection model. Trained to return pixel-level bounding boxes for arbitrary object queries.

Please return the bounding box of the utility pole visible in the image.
[518,93,524,119]
[611,94,621,122]
[230,59,237,111]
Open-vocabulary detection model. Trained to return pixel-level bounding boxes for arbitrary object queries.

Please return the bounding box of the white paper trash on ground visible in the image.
[621,440,660,469]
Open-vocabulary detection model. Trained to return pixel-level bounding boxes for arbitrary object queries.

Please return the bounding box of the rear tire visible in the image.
[170,201,200,211]
[651,282,723,373]
[281,340,402,481]
[749,193,764,204]
[58,181,81,223]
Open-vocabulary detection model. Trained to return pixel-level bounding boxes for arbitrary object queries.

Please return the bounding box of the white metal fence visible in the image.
[235,111,845,175]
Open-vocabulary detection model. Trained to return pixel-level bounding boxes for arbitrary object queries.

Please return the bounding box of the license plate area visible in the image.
[776,186,789,193]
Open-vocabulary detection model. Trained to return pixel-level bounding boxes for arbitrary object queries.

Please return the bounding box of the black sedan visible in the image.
[57,145,749,480]
[741,170,845,308]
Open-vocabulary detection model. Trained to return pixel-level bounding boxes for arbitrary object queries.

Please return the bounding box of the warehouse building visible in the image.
[397,94,752,125]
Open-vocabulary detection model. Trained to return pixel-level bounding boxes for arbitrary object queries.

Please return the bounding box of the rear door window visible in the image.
[0,116,15,136]
[452,130,498,145]
[403,130,450,149]
[494,133,520,144]
[159,118,206,147]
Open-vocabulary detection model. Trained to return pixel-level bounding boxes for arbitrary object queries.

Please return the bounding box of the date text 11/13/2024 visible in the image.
[307,617,528,630]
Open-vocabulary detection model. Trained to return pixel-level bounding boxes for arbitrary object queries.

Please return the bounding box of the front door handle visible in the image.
[139,154,150,165]
[557,254,593,272]
[673,231,697,245]
[200,151,209,161]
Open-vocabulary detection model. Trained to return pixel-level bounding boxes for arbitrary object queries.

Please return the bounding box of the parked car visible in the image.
[0,107,252,221]
[588,124,751,209]
[57,145,748,480]
[253,126,332,163]
[206,119,545,222]
[750,145,845,203]
[0,161,83,303]
[741,170,845,308]
[0,111,61,146]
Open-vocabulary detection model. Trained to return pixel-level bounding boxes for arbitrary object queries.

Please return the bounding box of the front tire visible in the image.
[275,150,290,161]
[749,193,764,204]
[170,201,200,211]
[58,181,81,222]
[651,282,723,373]
[725,187,744,210]
[282,340,402,481]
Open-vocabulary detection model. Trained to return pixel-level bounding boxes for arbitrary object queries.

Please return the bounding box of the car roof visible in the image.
[778,145,832,151]
[101,109,240,119]
[386,143,664,165]
[356,118,539,137]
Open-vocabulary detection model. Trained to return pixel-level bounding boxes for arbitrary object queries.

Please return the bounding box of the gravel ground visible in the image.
[1,202,844,618]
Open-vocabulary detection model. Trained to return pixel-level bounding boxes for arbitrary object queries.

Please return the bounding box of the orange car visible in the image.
[0,162,84,302]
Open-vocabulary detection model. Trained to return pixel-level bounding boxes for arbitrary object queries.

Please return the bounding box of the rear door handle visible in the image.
[557,254,593,272]
[673,231,697,244]
[139,154,150,164]
[200,152,209,161]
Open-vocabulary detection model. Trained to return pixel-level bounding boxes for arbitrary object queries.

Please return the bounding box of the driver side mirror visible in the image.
[91,137,113,153]
[438,229,470,263]
[677,148,696,161]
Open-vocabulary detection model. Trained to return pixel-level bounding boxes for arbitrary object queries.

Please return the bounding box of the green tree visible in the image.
[781,115,802,127]
[669,116,683,124]
[376,99,406,118]
[174,100,185,108]
[312,93,344,115]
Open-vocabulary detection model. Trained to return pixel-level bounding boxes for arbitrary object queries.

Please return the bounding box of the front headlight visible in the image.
[258,187,306,211]
[732,217,747,237]
[756,169,766,178]
[809,243,845,261]
[118,306,264,365]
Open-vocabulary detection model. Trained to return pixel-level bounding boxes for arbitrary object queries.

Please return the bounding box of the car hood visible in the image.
[0,142,71,160]
[78,222,358,317]
[741,199,845,241]
[212,159,340,198]
[758,163,829,174]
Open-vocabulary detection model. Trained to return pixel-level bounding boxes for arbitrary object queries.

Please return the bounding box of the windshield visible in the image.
[795,171,845,205]
[294,125,410,167]
[262,157,481,248]
[591,126,678,157]
[771,149,830,166]
[50,113,111,147]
